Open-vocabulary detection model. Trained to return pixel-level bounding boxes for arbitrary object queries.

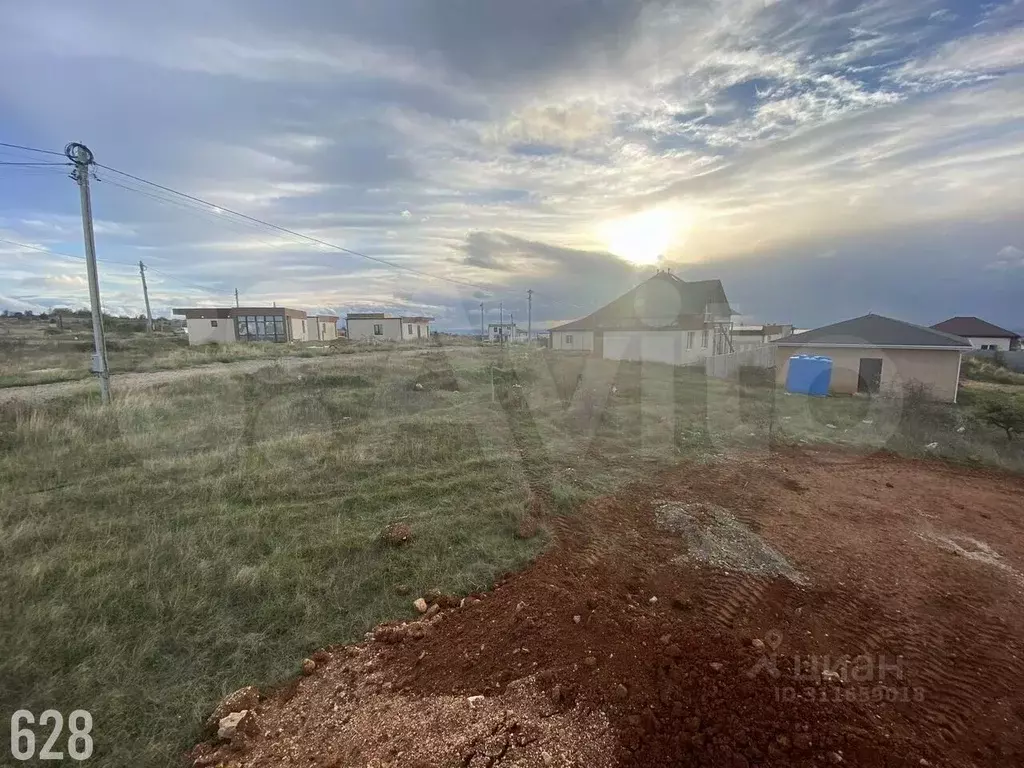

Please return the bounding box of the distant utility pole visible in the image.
[480,302,485,341]
[499,301,504,345]
[527,289,533,343]
[67,142,110,404]
[510,313,515,343]
[235,288,240,308]
[139,261,153,332]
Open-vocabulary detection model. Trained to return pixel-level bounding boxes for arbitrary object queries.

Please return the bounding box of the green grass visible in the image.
[2,345,1022,766]
[961,355,1024,386]
[0,319,388,388]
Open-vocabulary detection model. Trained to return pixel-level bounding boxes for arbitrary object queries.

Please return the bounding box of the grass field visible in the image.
[2,344,1022,766]
[0,319,404,388]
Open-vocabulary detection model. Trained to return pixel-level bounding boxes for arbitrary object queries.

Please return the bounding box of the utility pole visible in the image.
[67,142,110,404]
[527,289,533,344]
[510,313,515,344]
[480,302,485,341]
[139,261,153,332]
[235,288,240,308]
[499,301,504,345]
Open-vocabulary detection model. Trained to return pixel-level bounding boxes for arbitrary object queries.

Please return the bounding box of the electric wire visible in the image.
[95,162,499,292]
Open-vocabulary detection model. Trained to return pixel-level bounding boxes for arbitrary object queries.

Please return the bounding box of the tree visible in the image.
[972,392,1024,441]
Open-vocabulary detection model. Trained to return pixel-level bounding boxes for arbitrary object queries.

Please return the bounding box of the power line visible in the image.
[0,141,65,157]
[95,162,497,292]
[0,237,131,267]
[94,174,299,254]
[0,161,70,167]
[0,236,222,295]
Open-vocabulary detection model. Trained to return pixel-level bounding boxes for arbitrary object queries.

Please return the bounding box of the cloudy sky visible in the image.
[1,0,1022,330]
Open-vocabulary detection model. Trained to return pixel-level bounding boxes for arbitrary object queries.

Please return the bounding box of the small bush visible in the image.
[971,391,1024,441]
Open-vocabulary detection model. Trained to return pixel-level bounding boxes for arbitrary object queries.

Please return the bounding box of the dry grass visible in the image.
[2,344,1022,766]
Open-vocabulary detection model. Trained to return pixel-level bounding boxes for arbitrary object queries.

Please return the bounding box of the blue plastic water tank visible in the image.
[807,356,832,396]
[785,355,832,396]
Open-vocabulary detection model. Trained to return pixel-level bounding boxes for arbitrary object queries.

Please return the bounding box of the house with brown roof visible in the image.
[930,317,1020,352]
[548,271,733,365]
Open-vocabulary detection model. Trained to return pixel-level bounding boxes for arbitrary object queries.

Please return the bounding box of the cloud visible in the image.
[894,27,1024,87]
[1,0,1023,328]
[989,244,1024,270]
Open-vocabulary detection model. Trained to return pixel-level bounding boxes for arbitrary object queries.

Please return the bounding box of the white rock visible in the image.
[217,710,250,740]
[414,598,428,613]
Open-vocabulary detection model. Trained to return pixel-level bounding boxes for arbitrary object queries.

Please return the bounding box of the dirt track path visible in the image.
[0,354,365,405]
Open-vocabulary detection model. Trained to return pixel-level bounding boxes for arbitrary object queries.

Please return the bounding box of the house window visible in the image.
[210,320,218,327]
[408,323,413,335]
[234,314,286,342]
[686,331,694,349]
[302,320,306,334]
[565,334,574,345]
[373,324,383,336]
[702,329,709,348]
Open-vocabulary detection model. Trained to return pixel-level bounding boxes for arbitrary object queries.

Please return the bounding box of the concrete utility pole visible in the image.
[527,289,533,343]
[67,142,110,404]
[499,302,504,345]
[235,288,240,307]
[139,261,153,332]
[480,302,485,341]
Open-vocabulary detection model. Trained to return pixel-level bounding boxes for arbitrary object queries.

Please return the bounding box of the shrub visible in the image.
[971,391,1024,441]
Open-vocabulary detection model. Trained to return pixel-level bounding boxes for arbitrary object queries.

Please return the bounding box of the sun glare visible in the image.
[601,207,686,265]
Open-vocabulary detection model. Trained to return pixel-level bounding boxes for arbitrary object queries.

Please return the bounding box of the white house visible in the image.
[930,317,1019,352]
[487,322,528,343]
[174,306,324,346]
[346,313,433,342]
[549,271,734,365]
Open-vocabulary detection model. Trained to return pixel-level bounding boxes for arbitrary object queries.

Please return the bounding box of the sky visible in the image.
[0,0,1022,331]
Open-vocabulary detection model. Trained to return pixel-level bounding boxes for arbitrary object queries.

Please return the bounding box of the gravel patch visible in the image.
[654,500,807,584]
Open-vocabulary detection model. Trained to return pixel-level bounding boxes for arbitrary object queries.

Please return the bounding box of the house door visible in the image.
[594,331,604,358]
[857,358,882,394]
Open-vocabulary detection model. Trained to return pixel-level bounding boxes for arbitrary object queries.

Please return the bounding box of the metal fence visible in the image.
[705,344,775,379]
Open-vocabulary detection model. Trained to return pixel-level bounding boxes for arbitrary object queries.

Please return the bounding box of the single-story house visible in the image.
[487,322,528,343]
[310,315,339,341]
[549,271,734,365]
[346,313,433,342]
[173,306,324,346]
[930,316,1019,351]
[775,313,973,402]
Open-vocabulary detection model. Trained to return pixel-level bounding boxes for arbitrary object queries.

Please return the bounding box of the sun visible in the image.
[601,207,686,265]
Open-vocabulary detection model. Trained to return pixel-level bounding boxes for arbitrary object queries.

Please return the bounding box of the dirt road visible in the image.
[0,354,360,405]
[191,447,1024,768]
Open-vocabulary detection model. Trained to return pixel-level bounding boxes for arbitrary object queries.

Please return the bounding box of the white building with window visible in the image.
[174,306,331,346]
[345,313,433,342]
[487,322,528,343]
[930,317,1019,351]
[548,271,734,365]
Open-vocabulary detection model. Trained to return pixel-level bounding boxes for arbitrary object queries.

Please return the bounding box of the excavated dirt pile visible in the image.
[190,448,1024,767]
